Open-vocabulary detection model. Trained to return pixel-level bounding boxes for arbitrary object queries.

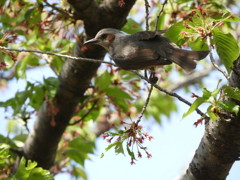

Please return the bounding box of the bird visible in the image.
[83,28,209,72]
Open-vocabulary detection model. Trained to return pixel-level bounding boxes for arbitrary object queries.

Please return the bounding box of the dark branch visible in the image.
[44,0,74,19]
[69,100,98,125]
[144,0,150,31]
[131,70,209,120]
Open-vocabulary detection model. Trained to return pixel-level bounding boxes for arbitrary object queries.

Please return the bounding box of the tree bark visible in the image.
[22,0,136,169]
[181,57,240,180]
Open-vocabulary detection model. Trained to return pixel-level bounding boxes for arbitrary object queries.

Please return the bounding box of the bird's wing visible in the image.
[113,48,171,70]
[133,30,167,41]
[124,48,159,60]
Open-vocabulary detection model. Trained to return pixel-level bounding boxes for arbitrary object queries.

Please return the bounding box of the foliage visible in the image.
[0,0,239,179]
[13,158,54,180]
[183,84,240,121]
[0,144,53,180]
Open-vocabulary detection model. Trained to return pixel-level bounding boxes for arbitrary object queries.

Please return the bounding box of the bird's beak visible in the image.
[83,38,99,45]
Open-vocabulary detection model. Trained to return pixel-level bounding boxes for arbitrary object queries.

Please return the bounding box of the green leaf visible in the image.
[0,144,10,164]
[211,89,220,97]
[66,137,95,166]
[13,134,28,143]
[218,101,240,115]
[29,86,44,110]
[224,16,240,22]
[105,87,132,100]
[183,97,206,118]
[155,13,166,30]
[26,34,37,46]
[96,71,112,90]
[213,28,239,74]
[7,119,19,134]
[14,158,54,180]
[100,153,104,158]
[202,88,219,102]
[16,56,30,79]
[207,105,217,121]
[202,88,212,99]
[51,56,64,73]
[72,167,87,180]
[126,145,135,159]
[24,8,35,20]
[68,137,95,154]
[105,86,133,112]
[189,37,209,51]
[105,141,124,155]
[164,22,188,45]
[44,77,59,87]
[222,86,240,101]
[115,141,124,155]
[106,131,122,136]
[212,12,240,22]
[65,149,88,166]
[15,55,39,79]
[43,77,59,98]
[122,18,143,34]
[25,161,38,170]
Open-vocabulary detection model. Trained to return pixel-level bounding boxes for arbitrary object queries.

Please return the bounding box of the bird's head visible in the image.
[83,28,125,51]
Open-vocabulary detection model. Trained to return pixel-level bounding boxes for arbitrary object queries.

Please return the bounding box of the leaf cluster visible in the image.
[184,84,240,121]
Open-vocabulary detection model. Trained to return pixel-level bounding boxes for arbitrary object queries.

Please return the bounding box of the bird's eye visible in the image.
[100,34,107,39]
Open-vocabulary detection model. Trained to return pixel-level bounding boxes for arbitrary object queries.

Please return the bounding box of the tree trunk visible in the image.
[22,0,136,169]
[181,57,240,180]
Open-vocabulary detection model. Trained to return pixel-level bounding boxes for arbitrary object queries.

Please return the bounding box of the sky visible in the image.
[0,66,239,180]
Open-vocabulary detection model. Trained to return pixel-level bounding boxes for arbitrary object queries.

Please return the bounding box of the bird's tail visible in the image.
[169,49,209,72]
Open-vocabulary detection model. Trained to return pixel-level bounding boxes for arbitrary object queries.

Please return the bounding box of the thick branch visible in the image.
[67,0,99,23]
[23,43,105,169]
[181,56,240,180]
[22,0,136,169]
[68,0,136,37]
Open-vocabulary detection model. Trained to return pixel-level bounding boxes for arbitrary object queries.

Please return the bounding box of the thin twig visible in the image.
[155,0,168,31]
[136,84,153,124]
[43,0,74,19]
[69,101,98,125]
[131,70,209,120]
[144,0,150,31]
[143,0,160,124]
[0,46,116,66]
[207,37,229,80]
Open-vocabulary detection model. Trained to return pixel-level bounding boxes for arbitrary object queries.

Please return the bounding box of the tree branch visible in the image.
[0,46,116,66]
[43,0,74,19]
[207,37,229,80]
[144,0,150,31]
[180,56,240,180]
[131,70,208,120]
